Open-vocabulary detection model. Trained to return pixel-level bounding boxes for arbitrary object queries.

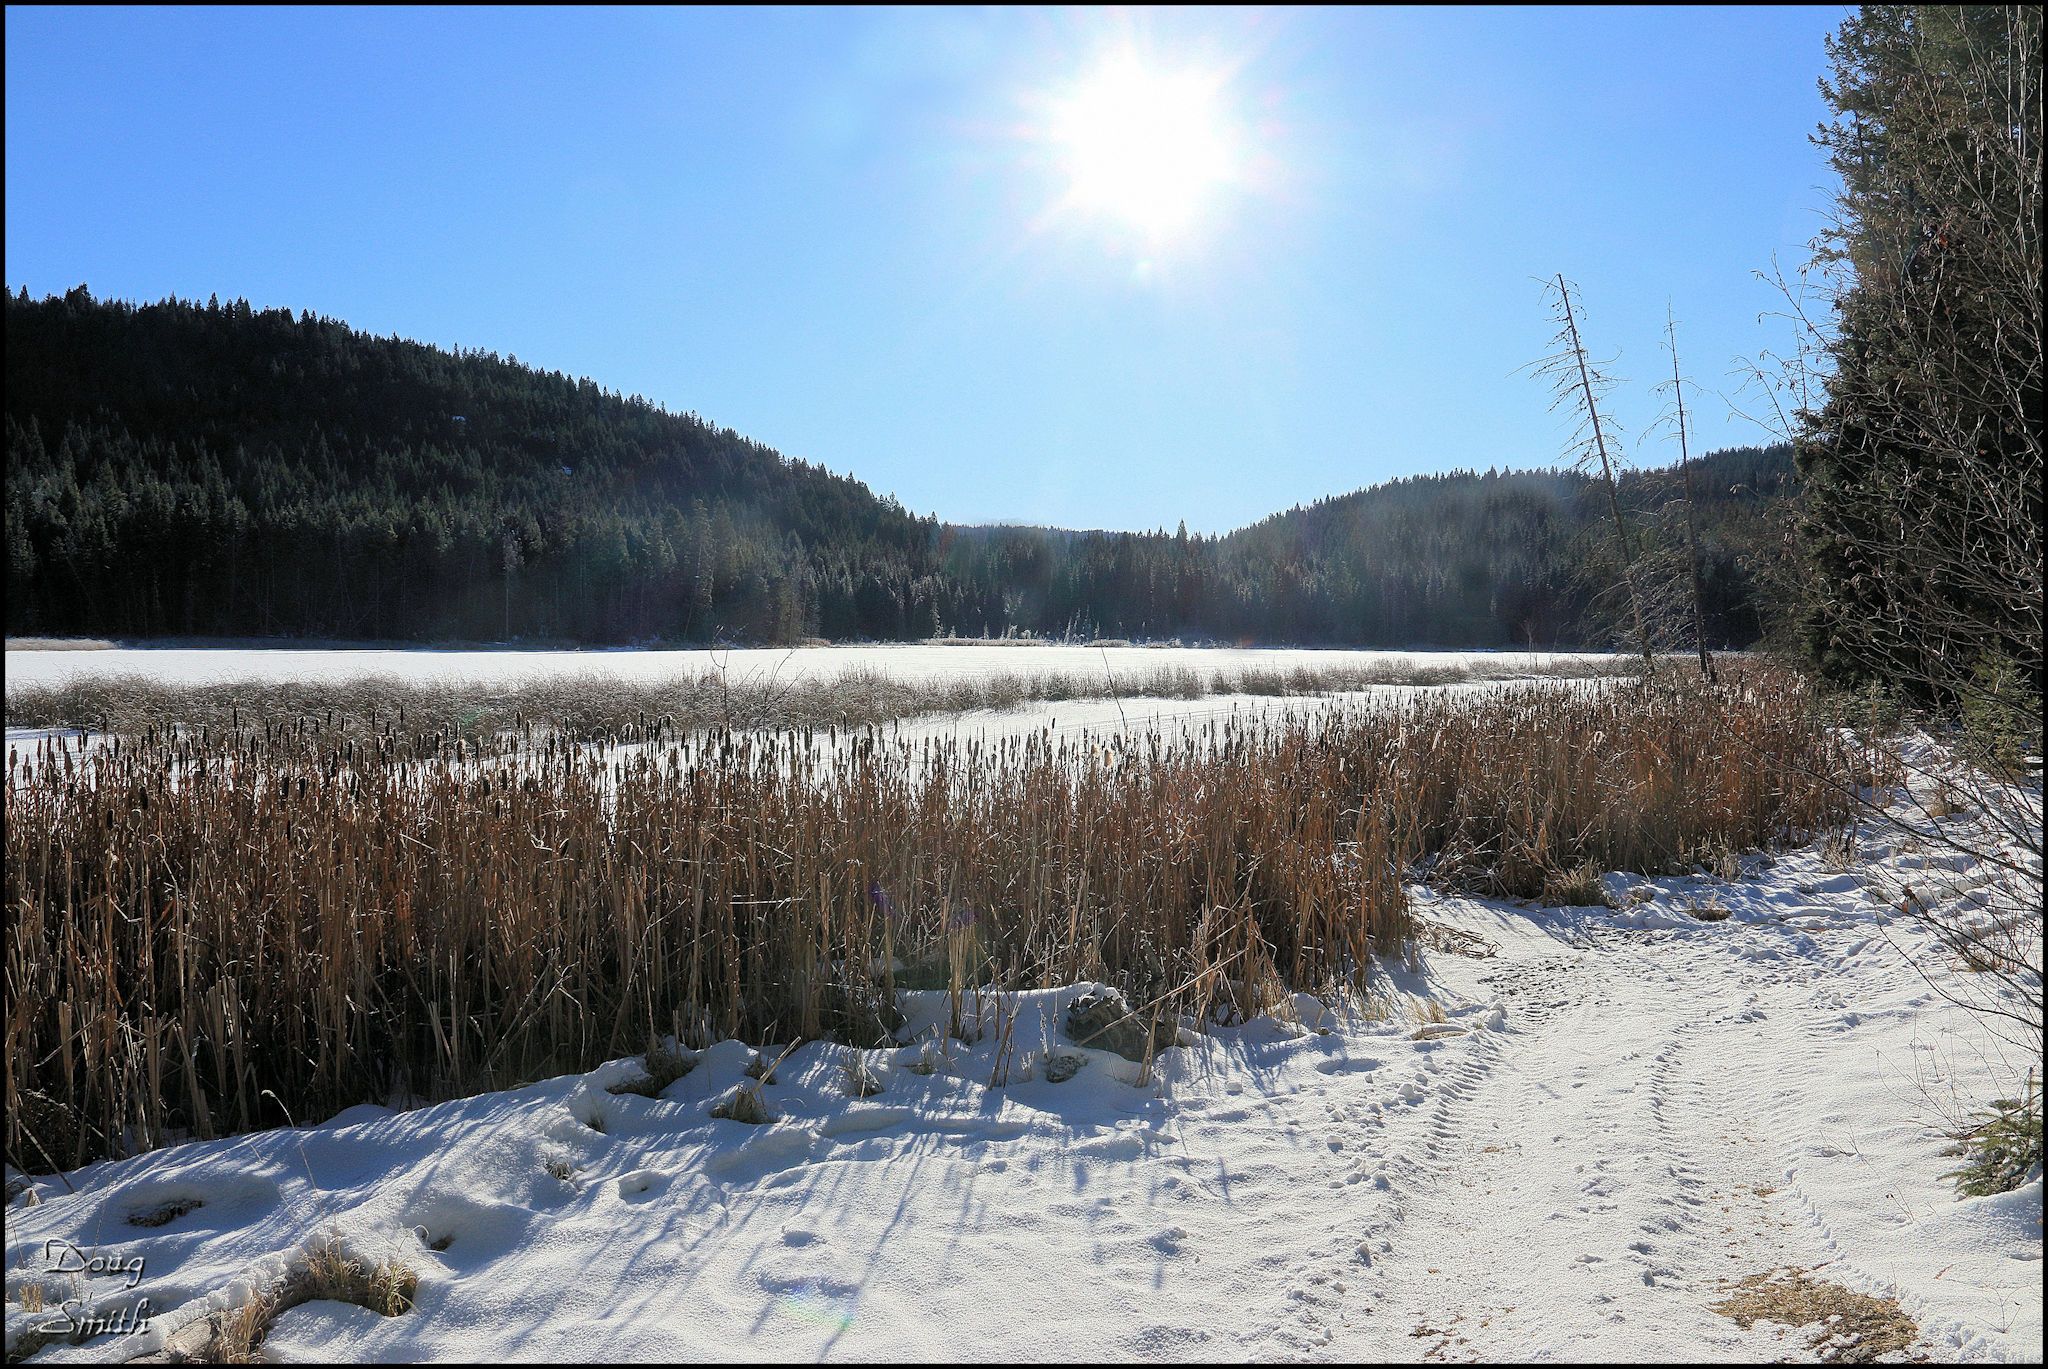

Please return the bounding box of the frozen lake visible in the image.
[4,642,1613,691]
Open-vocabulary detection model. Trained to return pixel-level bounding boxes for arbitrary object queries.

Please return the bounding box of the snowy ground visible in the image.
[4,668,1591,783]
[6,791,2039,1362]
[3,689,1564,788]
[2,643,1610,692]
[872,682,1546,748]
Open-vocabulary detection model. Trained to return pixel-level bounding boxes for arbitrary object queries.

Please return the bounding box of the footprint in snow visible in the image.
[1149,1225,1191,1254]
[615,1169,671,1201]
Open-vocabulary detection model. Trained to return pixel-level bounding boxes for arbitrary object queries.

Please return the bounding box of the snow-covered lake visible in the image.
[3,642,1612,691]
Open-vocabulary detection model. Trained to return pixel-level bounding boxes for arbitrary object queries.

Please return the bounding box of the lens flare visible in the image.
[1050,52,1239,240]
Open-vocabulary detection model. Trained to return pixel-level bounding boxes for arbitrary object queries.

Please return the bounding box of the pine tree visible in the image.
[1796,5,2042,721]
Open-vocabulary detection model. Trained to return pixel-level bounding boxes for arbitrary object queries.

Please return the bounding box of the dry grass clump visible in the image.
[298,1242,418,1318]
[1409,918,1499,960]
[4,660,1843,1171]
[127,1196,204,1228]
[843,1060,886,1098]
[1400,672,1844,902]
[1684,898,1733,922]
[710,1084,775,1125]
[209,1240,418,1363]
[4,637,118,651]
[3,1280,66,1362]
[1534,862,1612,908]
[606,1043,696,1099]
[1711,1266,1919,1362]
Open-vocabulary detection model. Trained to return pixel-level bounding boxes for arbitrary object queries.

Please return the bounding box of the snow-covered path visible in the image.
[6,822,2041,1363]
[1385,936,1845,1359]
[1286,913,1897,1360]
[1119,865,2038,1363]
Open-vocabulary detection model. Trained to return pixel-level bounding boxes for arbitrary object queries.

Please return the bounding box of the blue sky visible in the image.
[5,5,1845,533]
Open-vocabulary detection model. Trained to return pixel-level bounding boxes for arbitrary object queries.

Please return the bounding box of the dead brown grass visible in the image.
[605,1044,696,1099]
[1,656,1625,741]
[4,661,1845,1171]
[1711,1266,1919,1362]
[127,1196,203,1228]
[1684,898,1734,922]
[207,1240,418,1363]
[710,1084,775,1125]
[1535,861,1612,908]
[3,638,118,652]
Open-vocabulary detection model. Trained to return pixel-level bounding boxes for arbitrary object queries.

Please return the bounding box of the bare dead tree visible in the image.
[1659,309,1716,681]
[1532,275,1656,672]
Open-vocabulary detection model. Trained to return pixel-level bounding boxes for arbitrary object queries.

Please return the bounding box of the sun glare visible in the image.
[1051,54,1238,241]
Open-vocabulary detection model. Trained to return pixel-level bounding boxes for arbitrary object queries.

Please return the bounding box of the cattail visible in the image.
[5,660,1843,1174]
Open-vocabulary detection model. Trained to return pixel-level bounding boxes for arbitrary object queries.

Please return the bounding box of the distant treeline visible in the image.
[5,288,1791,647]
[949,449,1788,648]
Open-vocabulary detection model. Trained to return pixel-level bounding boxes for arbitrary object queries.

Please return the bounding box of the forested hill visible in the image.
[6,287,1790,647]
[935,449,1791,648]
[1215,449,1793,647]
[5,286,960,642]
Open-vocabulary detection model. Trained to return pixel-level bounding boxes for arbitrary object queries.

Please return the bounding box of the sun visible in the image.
[1050,53,1239,241]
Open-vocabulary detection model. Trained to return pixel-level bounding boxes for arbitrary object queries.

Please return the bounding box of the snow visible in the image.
[6,789,2039,1362]
[3,643,1611,692]
[6,689,1570,790]
[874,684,1535,748]
[4,642,1606,769]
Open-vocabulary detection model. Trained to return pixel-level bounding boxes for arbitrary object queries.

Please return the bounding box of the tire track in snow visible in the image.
[1264,924,1853,1361]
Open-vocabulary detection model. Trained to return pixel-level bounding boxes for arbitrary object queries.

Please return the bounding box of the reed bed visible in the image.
[2,655,1626,742]
[3,662,1843,1172]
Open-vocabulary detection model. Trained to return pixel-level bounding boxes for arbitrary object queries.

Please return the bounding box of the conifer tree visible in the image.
[1796,5,2041,726]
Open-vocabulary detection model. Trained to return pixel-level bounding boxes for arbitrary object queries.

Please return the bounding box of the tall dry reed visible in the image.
[3,655,1624,741]
[4,662,1844,1171]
